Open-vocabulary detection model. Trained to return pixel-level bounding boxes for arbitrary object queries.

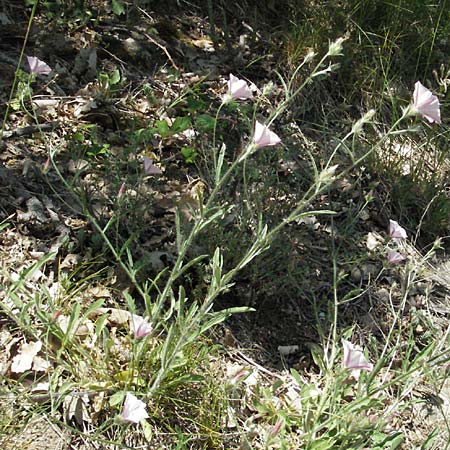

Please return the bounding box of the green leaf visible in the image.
[109,69,121,85]
[171,116,192,134]
[94,314,109,339]
[371,431,404,449]
[84,298,105,316]
[290,368,303,386]
[155,120,171,138]
[195,114,216,132]
[421,428,439,449]
[164,374,204,389]
[197,307,253,336]
[309,343,325,372]
[109,390,125,407]
[185,95,206,112]
[180,146,198,163]
[0,221,10,232]
[111,0,125,15]
[307,437,334,450]
[141,419,153,441]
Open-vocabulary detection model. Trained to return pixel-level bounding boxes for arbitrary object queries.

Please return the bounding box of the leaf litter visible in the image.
[0,2,449,449]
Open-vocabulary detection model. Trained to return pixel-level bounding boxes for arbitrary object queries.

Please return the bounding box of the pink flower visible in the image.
[131,314,153,339]
[253,121,281,148]
[224,74,253,102]
[413,81,441,124]
[389,219,407,240]
[121,393,149,423]
[387,249,405,265]
[342,339,373,372]
[26,56,51,75]
[143,156,162,175]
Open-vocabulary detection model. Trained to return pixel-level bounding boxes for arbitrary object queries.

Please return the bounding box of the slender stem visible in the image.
[1,0,38,138]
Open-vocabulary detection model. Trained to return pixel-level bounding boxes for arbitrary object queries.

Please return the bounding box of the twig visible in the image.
[1,121,59,140]
[138,6,181,71]
[233,349,285,380]
[142,31,181,72]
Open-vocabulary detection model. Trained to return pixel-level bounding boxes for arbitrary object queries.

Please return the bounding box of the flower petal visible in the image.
[413,81,441,124]
[26,56,52,75]
[143,157,162,175]
[389,219,407,240]
[342,339,373,372]
[387,249,405,265]
[122,393,149,423]
[227,73,253,101]
[253,121,281,148]
[131,314,153,339]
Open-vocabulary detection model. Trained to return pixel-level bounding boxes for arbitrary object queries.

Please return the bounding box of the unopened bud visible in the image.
[352,109,376,133]
[327,37,346,56]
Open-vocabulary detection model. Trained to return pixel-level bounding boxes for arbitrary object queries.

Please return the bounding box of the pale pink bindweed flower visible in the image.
[223,73,253,102]
[342,339,373,372]
[387,249,405,265]
[412,81,441,124]
[389,219,407,240]
[121,393,149,423]
[131,314,153,339]
[253,121,281,148]
[26,56,52,75]
[143,156,162,175]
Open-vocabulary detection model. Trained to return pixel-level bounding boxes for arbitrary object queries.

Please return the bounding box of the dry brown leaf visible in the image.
[11,340,42,373]
[90,307,130,326]
[32,355,51,372]
[63,394,91,425]
[366,231,384,250]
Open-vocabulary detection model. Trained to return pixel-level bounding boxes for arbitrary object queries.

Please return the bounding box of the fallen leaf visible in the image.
[32,355,51,372]
[64,393,91,425]
[366,231,384,250]
[91,307,130,326]
[11,340,42,373]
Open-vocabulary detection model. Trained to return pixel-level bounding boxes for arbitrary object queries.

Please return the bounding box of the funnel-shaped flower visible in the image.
[389,219,407,240]
[121,393,149,423]
[387,249,405,265]
[253,121,281,148]
[143,156,162,175]
[131,314,153,339]
[26,56,51,75]
[413,81,441,124]
[342,339,373,372]
[224,74,253,102]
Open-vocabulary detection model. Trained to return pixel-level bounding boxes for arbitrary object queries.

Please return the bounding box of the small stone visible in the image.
[351,267,362,282]
[376,288,390,302]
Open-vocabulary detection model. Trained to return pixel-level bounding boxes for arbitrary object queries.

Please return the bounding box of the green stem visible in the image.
[1,0,38,138]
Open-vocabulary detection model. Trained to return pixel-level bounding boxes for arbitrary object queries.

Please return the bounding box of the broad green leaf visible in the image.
[142,420,153,442]
[111,0,125,15]
[185,95,206,112]
[181,146,198,163]
[155,120,171,138]
[109,390,125,407]
[171,116,192,134]
[195,114,216,132]
[109,68,121,85]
